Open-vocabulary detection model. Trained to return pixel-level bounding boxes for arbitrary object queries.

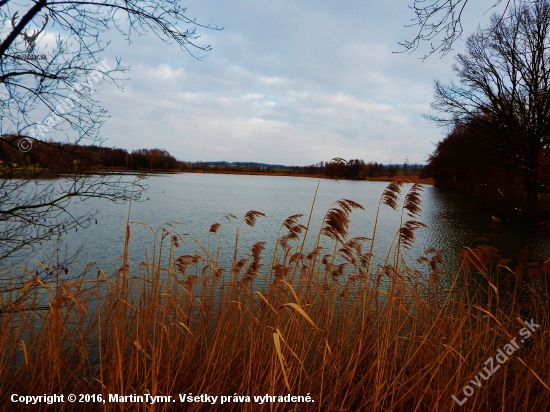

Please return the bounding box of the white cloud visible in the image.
[259,76,289,86]
[88,0,509,165]
[142,64,185,80]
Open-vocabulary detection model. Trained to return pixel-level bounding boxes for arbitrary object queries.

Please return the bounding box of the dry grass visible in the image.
[1,181,549,411]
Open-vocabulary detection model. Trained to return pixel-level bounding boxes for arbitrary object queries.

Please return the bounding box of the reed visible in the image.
[1,181,549,411]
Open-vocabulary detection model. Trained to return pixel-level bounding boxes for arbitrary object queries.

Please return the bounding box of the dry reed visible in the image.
[1,181,549,411]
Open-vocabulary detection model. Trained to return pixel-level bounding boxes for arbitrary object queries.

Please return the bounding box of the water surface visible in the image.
[9,173,550,276]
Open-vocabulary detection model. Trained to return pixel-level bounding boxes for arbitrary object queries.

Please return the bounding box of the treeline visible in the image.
[422,117,550,218]
[0,136,424,179]
[0,137,99,174]
[0,139,327,174]
[0,138,185,173]
[171,159,423,178]
[323,159,424,179]
[177,161,325,175]
[96,147,181,170]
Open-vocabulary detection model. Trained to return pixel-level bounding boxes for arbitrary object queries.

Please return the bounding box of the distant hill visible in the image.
[205,161,293,169]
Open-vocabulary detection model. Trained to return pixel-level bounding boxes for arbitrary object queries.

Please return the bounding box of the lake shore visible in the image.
[98,166,434,184]
[2,163,433,184]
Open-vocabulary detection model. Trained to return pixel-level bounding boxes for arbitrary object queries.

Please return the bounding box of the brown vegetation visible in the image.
[1,183,548,411]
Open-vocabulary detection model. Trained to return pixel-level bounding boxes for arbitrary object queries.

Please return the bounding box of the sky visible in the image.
[28,0,509,165]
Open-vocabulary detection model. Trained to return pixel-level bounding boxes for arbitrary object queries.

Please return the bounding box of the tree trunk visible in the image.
[524,145,539,210]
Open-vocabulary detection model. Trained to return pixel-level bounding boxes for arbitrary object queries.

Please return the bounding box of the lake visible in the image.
[7,173,550,277]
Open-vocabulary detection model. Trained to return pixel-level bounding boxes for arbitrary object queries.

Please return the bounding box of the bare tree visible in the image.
[402,0,519,58]
[0,1,220,270]
[430,0,550,210]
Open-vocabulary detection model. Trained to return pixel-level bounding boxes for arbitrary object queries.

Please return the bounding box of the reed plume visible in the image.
[209,222,221,234]
[381,180,405,210]
[402,182,424,218]
[243,210,266,227]
[242,241,266,283]
[320,199,364,244]
[398,220,427,250]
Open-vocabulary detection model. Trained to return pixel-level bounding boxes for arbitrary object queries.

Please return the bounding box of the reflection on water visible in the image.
[8,174,550,276]
[422,187,550,271]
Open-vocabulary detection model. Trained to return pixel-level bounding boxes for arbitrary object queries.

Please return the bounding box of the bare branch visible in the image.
[402,0,515,58]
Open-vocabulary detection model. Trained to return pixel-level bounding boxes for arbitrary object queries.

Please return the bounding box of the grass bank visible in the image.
[0,182,548,411]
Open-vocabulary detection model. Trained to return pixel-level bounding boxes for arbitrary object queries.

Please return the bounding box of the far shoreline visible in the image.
[98,167,434,184]
[1,165,433,185]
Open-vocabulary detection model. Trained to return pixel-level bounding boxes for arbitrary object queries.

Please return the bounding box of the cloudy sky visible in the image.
[45,0,507,165]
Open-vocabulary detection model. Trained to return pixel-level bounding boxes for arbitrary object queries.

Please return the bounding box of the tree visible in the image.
[429,1,550,211]
[403,0,516,58]
[424,117,523,212]
[0,1,220,267]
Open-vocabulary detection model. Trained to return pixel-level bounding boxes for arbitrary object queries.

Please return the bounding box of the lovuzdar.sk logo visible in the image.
[9,11,49,60]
